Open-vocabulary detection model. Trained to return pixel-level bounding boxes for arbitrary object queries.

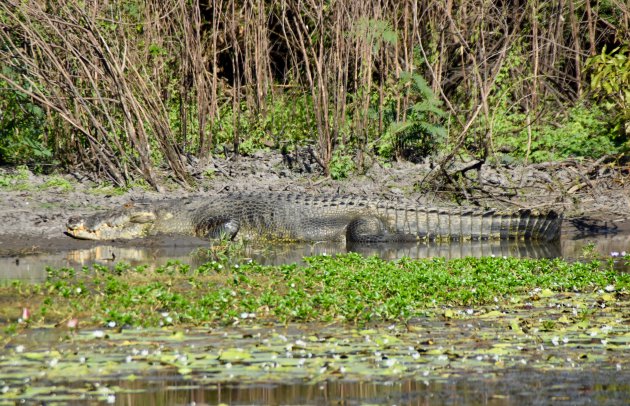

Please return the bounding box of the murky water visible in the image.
[1,227,629,281]
[1,222,628,405]
[4,314,628,405]
[113,370,629,405]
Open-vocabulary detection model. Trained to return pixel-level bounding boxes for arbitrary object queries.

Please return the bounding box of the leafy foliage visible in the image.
[0,1,628,186]
[4,254,627,326]
[494,104,619,162]
[587,45,630,147]
[0,77,52,165]
[376,72,447,161]
[212,93,316,155]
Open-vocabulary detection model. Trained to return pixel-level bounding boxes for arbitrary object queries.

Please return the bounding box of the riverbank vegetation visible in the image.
[1,1,629,188]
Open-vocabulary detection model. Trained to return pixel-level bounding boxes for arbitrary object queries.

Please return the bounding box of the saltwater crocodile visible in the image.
[66,192,562,242]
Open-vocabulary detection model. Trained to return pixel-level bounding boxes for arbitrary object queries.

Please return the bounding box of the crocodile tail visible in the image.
[402,207,562,241]
[478,208,563,241]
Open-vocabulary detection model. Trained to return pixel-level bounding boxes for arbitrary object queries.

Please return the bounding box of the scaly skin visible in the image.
[66,192,562,242]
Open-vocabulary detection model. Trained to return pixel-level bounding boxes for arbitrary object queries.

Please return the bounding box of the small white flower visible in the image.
[107,321,116,328]
[93,330,105,338]
[551,337,559,346]
[384,358,397,367]
[604,285,615,292]
[15,345,24,353]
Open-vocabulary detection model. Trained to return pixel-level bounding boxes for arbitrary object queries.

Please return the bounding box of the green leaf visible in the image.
[382,29,398,45]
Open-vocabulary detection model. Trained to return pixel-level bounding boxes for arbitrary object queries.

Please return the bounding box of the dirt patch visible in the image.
[1,152,629,256]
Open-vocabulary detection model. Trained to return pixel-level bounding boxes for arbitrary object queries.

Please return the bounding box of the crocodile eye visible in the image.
[130,212,156,223]
[66,217,84,229]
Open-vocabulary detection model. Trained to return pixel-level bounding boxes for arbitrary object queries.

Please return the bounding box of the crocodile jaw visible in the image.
[66,210,156,240]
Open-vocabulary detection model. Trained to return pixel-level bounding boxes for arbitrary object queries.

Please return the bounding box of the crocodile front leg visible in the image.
[196,217,241,240]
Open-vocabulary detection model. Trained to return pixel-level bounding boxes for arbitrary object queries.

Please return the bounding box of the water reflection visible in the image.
[348,239,561,259]
[1,230,629,282]
[113,369,629,405]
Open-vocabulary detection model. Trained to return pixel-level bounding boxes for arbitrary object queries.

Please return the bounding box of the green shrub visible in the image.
[212,92,316,155]
[0,79,52,165]
[493,104,618,162]
[587,45,630,147]
[375,72,447,161]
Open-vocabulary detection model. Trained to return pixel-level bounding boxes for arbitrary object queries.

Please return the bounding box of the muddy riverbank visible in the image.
[1,153,629,256]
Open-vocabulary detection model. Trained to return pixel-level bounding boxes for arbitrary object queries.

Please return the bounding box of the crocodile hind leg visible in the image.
[346,217,388,242]
[346,217,416,243]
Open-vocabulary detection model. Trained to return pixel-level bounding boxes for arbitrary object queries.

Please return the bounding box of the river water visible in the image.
[1,225,628,281]
[1,222,628,405]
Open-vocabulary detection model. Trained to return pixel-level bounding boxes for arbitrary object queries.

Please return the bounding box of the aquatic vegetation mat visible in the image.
[0,254,628,403]
[2,254,628,326]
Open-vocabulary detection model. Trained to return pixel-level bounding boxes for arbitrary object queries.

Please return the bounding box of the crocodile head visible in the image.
[66,204,157,240]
